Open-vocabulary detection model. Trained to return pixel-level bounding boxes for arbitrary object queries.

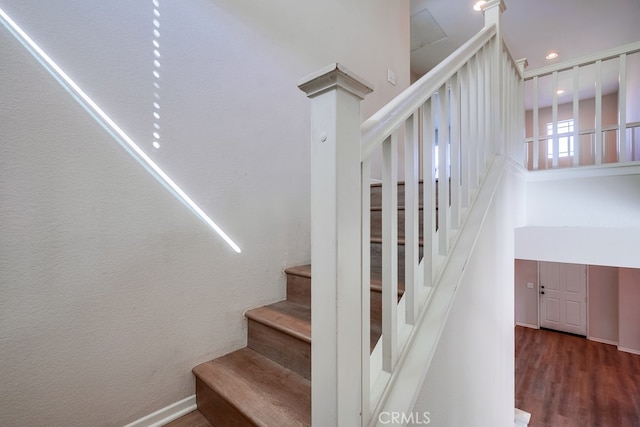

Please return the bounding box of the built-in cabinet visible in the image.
[515,259,640,355]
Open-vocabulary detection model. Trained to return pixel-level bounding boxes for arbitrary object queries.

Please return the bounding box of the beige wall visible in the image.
[515,259,538,327]
[525,93,619,168]
[588,265,619,344]
[619,268,640,354]
[626,52,640,124]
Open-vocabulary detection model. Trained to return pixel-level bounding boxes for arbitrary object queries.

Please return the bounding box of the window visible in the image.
[547,119,574,158]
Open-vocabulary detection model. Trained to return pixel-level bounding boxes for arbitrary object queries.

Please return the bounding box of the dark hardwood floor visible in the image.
[515,326,640,427]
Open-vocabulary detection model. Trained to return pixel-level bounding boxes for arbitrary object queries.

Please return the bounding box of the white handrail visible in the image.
[524,121,640,143]
[360,24,497,160]
[523,40,640,80]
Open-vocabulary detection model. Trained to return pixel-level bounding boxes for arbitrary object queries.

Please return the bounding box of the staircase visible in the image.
[167,182,425,426]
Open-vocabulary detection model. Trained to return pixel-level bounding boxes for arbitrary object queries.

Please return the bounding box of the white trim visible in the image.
[123,395,196,427]
[524,40,640,79]
[618,346,640,356]
[521,161,640,182]
[516,322,538,329]
[515,408,531,426]
[588,336,618,346]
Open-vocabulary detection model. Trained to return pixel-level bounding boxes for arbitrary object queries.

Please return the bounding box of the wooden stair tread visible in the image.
[370,278,405,294]
[370,179,427,187]
[193,347,310,426]
[285,264,311,278]
[370,205,425,211]
[370,236,424,246]
[246,301,311,343]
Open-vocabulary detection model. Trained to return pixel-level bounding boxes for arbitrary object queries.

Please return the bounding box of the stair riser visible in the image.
[370,242,424,284]
[286,271,395,352]
[371,181,434,208]
[286,273,311,308]
[247,320,311,380]
[371,208,426,240]
[196,378,254,426]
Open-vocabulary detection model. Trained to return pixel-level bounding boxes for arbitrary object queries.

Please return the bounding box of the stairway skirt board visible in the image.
[165,181,425,426]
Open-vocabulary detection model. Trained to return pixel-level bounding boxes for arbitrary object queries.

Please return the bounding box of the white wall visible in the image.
[411,161,525,426]
[0,1,410,425]
[516,166,640,269]
[525,171,640,228]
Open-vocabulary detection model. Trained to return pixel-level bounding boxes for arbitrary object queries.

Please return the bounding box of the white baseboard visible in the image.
[588,336,618,346]
[516,322,538,329]
[618,346,640,356]
[123,395,196,427]
[515,407,531,426]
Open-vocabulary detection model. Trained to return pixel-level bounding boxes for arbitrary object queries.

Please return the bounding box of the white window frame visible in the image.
[547,119,574,158]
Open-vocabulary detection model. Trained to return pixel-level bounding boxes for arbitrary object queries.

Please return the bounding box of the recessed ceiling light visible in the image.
[556,89,565,95]
[546,51,559,60]
[473,1,487,11]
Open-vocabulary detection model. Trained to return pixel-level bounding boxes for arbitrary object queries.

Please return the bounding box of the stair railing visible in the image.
[523,41,640,170]
[298,0,521,424]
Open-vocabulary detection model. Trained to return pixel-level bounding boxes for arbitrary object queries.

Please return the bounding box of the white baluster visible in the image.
[450,73,461,229]
[382,133,398,372]
[573,66,580,167]
[422,99,435,290]
[469,54,479,189]
[552,71,559,168]
[533,76,539,170]
[477,50,486,181]
[619,53,628,163]
[517,59,528,168]
[595,59,603,164]
[483,43,492,168]
[437,82,449,256]
[404,114,419,325]
[460,63,471,209]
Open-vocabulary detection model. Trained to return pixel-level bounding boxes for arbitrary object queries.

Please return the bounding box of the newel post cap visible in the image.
[483,0,506,14]
[516,58,529,72]
[298,63,374,100]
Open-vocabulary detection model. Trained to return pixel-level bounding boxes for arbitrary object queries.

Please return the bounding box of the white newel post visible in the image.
[483,0,505,154]
[298,64,373,426]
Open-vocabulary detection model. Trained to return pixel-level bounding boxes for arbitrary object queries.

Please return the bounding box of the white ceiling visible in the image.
[410,0,640,77]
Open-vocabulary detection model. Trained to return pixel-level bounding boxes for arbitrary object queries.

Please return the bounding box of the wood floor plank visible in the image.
[515,326,640,427]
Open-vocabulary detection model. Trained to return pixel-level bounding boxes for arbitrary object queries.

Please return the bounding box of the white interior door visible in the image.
[539,262,587,336]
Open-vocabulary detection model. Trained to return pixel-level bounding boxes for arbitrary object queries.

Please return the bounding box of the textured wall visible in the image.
[0,0,410,425]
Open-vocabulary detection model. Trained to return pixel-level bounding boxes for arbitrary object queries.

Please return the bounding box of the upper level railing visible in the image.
[298,1,521,425]
[523,41,640,170]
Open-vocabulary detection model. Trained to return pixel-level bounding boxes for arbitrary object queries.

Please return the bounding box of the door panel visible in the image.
[539,262,587,336]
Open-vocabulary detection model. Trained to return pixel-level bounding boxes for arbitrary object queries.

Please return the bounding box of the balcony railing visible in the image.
[523,41,640,170]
